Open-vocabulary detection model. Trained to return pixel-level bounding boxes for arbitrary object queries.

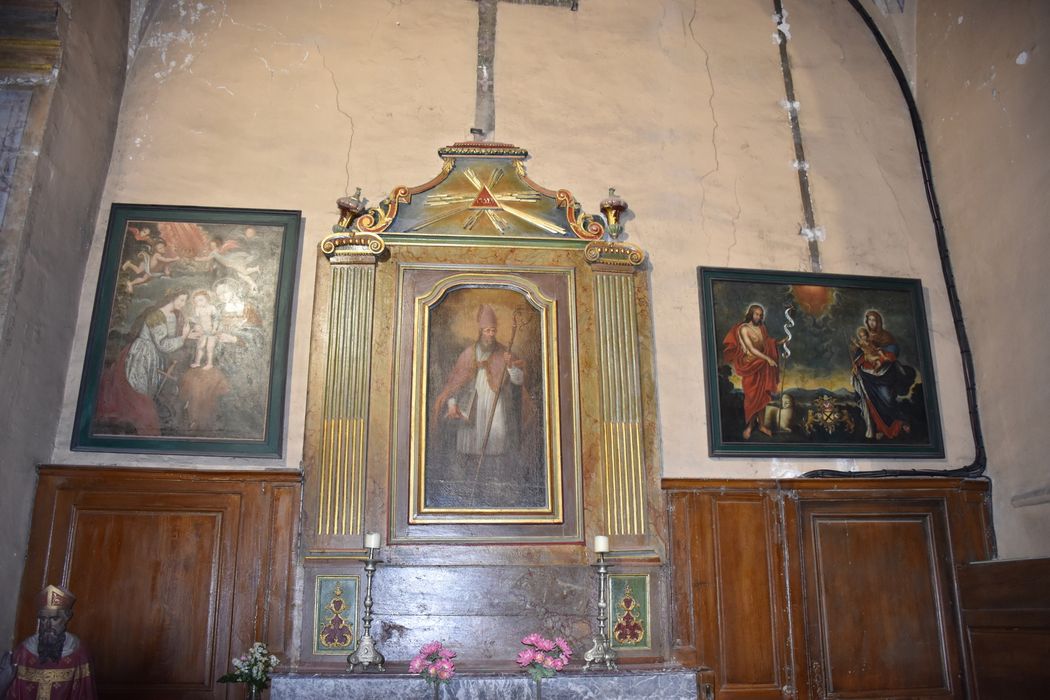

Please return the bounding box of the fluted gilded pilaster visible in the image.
[587,242,648,536]
[316,234,385,536]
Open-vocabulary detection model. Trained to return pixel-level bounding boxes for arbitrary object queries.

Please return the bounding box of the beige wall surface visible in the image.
[49,0,974,481]
[860,0,917,88]
[917,0,1050,559]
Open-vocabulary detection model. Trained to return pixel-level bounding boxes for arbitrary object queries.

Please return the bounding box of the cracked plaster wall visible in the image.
[917,0,1050,559]
[47,2,974,499]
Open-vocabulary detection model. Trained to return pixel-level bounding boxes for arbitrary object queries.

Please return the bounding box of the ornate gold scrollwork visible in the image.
[612,583,645,645]
[556,189,605,240]
[318,584,355,650]
[355,186,412,233]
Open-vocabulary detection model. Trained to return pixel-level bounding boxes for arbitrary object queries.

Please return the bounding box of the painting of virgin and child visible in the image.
[73,204,300,456]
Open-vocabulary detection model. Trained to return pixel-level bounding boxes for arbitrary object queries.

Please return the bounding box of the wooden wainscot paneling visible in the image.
[797,496,962,698]
[957,557,1050,700]
[16,466,301,699]
[664,477,993,700]
[666,483,795,700]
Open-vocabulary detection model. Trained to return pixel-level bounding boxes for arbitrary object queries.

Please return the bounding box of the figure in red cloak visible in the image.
[428,304,540,508]
[723,304,783,439]
[431,304,533,459]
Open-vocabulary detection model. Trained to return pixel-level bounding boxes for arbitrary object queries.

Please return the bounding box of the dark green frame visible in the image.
[72,203,301,457]
[698,266,944,458]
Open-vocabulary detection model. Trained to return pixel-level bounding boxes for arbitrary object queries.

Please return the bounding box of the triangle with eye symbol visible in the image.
[470,186,500,209]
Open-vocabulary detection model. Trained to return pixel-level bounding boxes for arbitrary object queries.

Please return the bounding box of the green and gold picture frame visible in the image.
[699,266,944,458]
[72,203,301,457]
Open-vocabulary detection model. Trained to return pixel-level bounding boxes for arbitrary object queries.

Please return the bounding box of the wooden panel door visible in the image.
[797,499,964,699]
[711,494,793,699]
[666,478,991,700]
[64,490,239,695]
[668,488,797,699]
[17,467,300,699]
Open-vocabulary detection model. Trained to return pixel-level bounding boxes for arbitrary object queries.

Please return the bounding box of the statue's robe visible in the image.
[7,634,97,700]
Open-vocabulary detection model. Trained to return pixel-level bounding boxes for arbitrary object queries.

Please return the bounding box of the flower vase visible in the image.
[245,685,262,700]
[534,677,542,700]
[431,683,440,700]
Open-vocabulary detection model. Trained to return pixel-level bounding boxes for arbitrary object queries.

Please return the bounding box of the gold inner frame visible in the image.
[393,264,581,525]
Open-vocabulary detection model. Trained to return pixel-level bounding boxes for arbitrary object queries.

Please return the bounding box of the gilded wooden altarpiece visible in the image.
[299,143,665,667]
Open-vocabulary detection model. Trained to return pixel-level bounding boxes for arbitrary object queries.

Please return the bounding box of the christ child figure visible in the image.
[189,290,221,369]
[852,327,886,371]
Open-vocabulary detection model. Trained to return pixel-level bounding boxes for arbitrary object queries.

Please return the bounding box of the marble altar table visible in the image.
[271,668,699,699]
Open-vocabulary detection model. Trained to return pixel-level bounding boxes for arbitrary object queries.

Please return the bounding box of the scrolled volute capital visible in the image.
[320,232,386,264]
[584,241,646,270]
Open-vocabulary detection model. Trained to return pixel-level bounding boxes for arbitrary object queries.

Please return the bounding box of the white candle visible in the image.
[364,532,381,549]
[593,535,609,553]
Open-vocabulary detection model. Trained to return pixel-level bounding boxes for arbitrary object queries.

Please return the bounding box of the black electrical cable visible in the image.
[802,0,986,479]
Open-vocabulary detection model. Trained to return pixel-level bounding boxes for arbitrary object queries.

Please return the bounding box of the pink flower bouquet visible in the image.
[408,640,456,686]
[516,633,572,681]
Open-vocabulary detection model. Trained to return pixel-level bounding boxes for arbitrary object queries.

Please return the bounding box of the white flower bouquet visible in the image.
[219,641,279,693]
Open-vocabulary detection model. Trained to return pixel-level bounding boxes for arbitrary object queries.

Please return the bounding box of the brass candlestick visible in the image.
[347,545,385,672]
[583,551,618,671]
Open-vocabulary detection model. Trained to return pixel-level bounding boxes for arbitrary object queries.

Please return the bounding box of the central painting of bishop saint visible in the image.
[422,285,547,511]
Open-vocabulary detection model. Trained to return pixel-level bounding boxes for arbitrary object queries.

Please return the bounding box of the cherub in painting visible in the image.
[121,238,179,294]
[195,236,261,292]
